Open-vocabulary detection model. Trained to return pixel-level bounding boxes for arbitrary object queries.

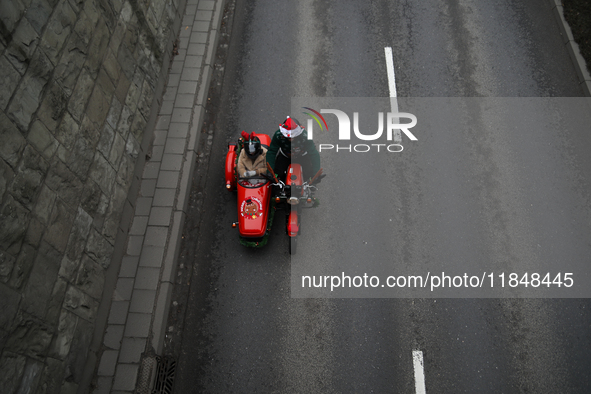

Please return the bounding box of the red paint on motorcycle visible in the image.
[225,144,237,191]
[287,210,299,237]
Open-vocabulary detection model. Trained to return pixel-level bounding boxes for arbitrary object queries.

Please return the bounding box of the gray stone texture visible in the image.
[0,0,184,391]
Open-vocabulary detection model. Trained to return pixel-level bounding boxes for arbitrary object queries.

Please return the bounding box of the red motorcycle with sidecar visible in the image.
[224,132,323,254]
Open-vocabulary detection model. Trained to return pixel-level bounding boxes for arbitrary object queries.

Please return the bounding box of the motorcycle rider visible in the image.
[237,131,268,178]
[266,117,320,181]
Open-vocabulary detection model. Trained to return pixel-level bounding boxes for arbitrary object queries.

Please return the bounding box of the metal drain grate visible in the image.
[152,356,176,394]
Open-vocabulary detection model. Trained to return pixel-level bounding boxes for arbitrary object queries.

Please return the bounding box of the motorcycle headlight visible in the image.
[287,197,299,205]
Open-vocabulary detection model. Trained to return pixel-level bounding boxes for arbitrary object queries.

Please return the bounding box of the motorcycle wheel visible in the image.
[289,236,297,255]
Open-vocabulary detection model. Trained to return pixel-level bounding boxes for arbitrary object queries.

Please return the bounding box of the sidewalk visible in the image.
[93,0,227,392]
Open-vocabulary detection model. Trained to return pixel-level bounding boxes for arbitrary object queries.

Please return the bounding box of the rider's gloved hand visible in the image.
[244,170,256,177]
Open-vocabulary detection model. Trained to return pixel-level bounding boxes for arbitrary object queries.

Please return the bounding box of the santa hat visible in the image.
[279,117,303,138]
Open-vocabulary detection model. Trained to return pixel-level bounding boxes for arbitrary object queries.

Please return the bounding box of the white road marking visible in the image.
[384,47,401,142]
[413,350,427,394]
[384,46,397,98]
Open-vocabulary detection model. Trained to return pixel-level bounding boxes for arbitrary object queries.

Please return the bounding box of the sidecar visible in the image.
[225,133,274,247]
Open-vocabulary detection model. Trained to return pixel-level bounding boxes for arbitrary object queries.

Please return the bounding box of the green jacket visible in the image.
[266,129,321,174]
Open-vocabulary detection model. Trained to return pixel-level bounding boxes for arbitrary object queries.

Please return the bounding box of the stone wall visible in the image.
[0,0,183,391]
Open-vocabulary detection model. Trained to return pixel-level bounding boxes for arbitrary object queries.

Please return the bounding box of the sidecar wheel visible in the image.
[289,237,297,255]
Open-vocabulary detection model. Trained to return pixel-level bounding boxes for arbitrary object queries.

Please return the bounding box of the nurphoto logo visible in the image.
[302,107,418,153]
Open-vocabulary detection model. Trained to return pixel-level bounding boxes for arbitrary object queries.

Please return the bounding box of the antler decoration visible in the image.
[266,162,279,183]
[309,168,324,185]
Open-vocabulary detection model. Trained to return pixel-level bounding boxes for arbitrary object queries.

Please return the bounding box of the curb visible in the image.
[549,0,591,96]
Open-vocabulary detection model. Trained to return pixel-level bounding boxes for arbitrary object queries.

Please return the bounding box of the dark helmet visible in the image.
[245,136,262,159]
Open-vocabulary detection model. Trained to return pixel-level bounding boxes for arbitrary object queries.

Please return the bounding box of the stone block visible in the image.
[54,33,87,94]
[0,112,26,168]
[106,96,123,130]
[116,151,135,187]
[0,250,16,283]
[0,158,15,203]
[5,17,39,75]
[104,324,125,350]
[18,358,44,394]
[0,282,20,330]
[119,255,139,278]
[63,316,93,383]
[103,47,122,86]
[25,0,52,34]
[112,363,138,391]
[5,311,54,361]
[195,10,213,21]
[115,70,131,105]
[45,276,67,327]
[27,119,59,159]
[144,226,168,247]
[63,133,95,181]
[148,206,172,226]
[134,267,160,290]
[33,184,56,225]
[7,244,37,291]
[0,195,31,255]
[45,156,83,208]
[129,287,157,315]
[117,41,136,82]
[79,178,103,221]
[119,337,146,363]
[7,78,43,132]
[73,8,95,48]
[76,254,105,300]
[48,309,78,360]
[0,352,27,394]
[24,217,44,249]
[22,241,61,318]
[85,18,110,79]
[156,171,179,189]
[0,55,20,111]
[198,0,215,11]
[0,0,25,34]
[123,313,151,338]
[35,357,65,394]
[43,199,75,254]
[89,152,116,196]
[139,246,164,268]
[85,228,114,269]
[39,0,76,66]
[86,83,111,127]
[117,105,134,140]
[129,215,148,236]
[55,110,80,151]
[9,158,46,211]
[108,301,129,325]
[153,188,176,207]
[137,79,155,121]
[109,131,127,169]
[180,66,201,81]
[98,349,119,376]
[63,284,99,323]
[68,68,94,122]
[97,123,115,159]
[103,178,130,243]
[97,66,116,99]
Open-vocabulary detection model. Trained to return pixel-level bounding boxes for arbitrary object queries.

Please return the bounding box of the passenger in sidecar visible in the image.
[237,131,267,178]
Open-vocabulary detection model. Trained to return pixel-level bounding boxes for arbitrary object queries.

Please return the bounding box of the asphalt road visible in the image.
[166,0,591,393]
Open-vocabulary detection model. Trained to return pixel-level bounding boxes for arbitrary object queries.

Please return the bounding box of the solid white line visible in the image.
[413,350,427,394]
[384,47,401,141]
[384,47,397,98]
